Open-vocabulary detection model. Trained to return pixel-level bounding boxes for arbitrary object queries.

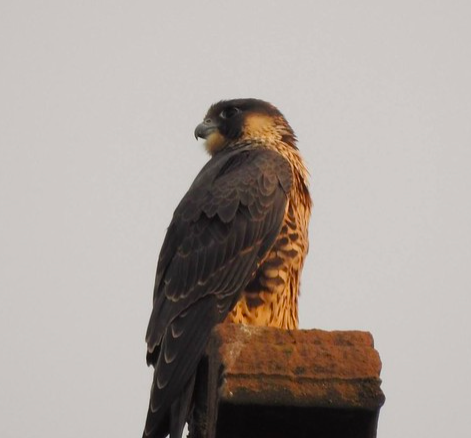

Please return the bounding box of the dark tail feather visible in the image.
[143,374,196,438]
[142,405,169,438]
[170,373,196,438]
[143,397,169,438]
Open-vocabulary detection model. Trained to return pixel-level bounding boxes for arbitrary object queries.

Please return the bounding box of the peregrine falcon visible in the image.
[143,98,311,438]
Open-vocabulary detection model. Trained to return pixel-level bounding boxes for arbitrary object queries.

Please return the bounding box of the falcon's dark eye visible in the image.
[219,107,240,119]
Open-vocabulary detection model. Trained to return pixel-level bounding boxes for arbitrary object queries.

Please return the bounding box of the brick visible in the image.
[190,324,385,438]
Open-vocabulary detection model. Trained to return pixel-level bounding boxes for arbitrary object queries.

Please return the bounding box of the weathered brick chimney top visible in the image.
[191,324,385,438]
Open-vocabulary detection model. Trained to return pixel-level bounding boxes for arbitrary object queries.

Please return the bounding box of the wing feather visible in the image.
[143,147,292,437]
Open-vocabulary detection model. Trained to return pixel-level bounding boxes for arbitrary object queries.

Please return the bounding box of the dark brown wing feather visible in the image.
[143,146,292,438]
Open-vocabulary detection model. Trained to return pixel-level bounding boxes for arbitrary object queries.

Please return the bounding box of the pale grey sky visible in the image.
[1,1,470,437]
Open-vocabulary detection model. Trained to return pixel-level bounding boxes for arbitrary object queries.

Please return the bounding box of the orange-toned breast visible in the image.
[225,194,310,329]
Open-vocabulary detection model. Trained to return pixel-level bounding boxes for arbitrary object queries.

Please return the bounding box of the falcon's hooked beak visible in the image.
[194,118,218,140]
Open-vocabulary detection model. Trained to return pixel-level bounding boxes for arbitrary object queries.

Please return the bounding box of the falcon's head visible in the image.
[194,98,296,155]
